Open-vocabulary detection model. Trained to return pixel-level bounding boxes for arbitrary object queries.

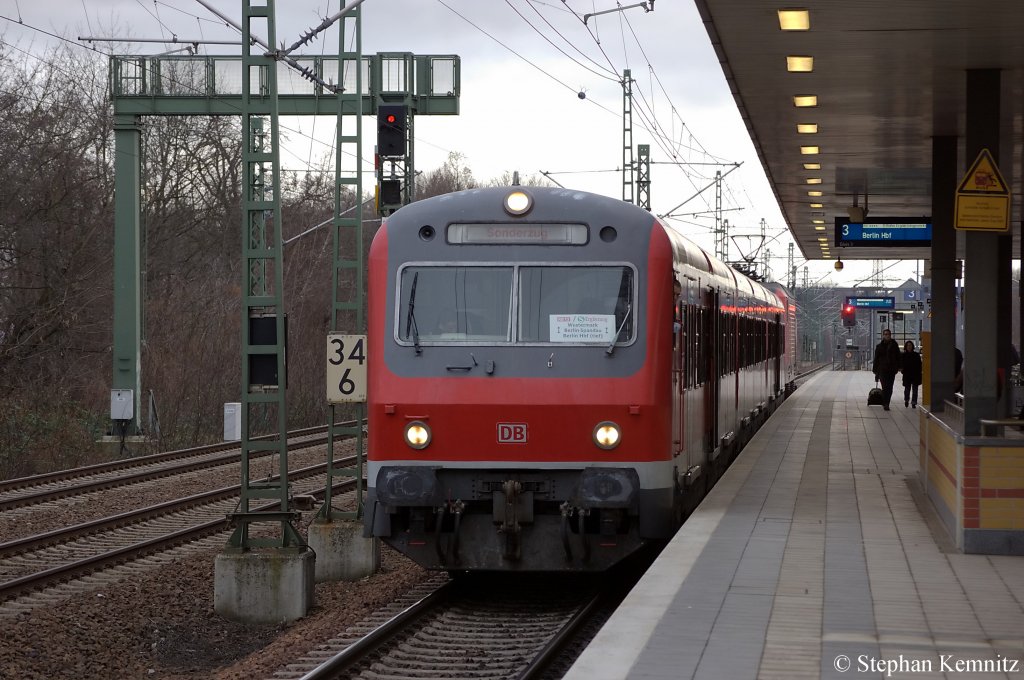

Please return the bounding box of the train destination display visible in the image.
[834,217,932,247]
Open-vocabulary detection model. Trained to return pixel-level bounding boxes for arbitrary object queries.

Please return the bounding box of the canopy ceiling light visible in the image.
[778,9,810,30]
[787,55,814,72]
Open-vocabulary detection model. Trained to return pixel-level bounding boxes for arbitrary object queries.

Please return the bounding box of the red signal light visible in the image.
[841,303,857,327]
[386,114,396,124]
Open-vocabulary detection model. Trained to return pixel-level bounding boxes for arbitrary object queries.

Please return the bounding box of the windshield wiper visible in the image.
[605,303,632,356]
[405,272,421,354]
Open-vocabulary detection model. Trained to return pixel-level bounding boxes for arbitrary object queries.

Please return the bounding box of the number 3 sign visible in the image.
[326,334,367,403]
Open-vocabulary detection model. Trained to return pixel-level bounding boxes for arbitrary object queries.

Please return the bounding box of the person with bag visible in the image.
[873,329,902,411]
[900,340,922,408]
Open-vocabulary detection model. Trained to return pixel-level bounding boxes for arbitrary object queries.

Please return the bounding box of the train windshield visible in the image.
[518,266,634,344]
[398,266,514,342]
[396,264,635,346]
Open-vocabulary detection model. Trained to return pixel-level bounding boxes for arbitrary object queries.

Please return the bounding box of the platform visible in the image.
[566,370,1024,680]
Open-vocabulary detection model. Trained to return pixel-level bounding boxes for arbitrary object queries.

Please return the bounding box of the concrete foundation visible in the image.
[214,547,314,623]
[308,519,380,582]
[97,435,150,458]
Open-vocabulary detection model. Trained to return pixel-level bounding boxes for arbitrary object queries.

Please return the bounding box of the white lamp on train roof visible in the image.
[504,190,533,216]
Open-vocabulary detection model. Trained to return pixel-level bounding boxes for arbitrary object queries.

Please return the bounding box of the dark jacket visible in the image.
[901,350,922,386]
[873,338,901,376]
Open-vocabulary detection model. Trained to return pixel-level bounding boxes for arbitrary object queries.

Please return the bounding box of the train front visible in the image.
[365,186,674,572]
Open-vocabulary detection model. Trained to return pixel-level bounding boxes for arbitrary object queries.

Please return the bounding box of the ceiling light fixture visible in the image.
[793,94,817,107]
[806,178,822,185]
[787,55,814,72]
[778,9,810,30]
[800,145,819,155]
[810,202,823,208]
[797,123,818,134]
[808,190,823,197]
[803,163,821,170]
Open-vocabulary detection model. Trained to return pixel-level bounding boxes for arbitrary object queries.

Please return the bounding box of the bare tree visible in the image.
[0,43,114,475]
[415,151,478,199]
[0,38,494,474]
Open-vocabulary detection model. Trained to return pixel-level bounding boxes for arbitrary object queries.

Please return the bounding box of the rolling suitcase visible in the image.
[867,382,885,406]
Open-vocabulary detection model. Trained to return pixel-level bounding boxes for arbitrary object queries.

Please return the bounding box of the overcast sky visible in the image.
[0,0,907,288]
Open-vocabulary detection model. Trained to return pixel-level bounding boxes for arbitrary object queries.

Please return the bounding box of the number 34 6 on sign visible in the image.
[326,334,367,403]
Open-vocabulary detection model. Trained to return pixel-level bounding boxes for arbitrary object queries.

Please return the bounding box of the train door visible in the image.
[672,278,684,455]
[703,288,719,455]
[733,314,740,413]
[773,313,782,396]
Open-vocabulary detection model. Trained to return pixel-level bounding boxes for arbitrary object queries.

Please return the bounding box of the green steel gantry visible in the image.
[107,4,460,548]
[637,143,651,210]
[622,69,634,203]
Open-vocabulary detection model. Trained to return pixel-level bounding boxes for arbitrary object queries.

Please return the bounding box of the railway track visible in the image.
[0,465,359,612]
[273,573,616,680]
[0,425,365,617]
[0,424,335,512]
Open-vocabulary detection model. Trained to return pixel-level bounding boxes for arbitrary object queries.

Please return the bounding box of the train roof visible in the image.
[385,185,789,307]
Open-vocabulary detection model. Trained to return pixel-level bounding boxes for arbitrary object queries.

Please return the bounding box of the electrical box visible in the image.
[224,402,241,441]
[110,389,134,420]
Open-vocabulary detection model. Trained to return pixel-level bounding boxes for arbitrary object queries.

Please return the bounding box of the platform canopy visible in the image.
[693,0,1024,261]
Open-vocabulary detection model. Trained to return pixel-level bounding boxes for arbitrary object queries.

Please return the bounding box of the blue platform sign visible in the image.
[835,217,932,247]
[846,296,895,310]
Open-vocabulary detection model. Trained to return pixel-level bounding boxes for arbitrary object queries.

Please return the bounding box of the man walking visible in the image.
[873,329,902,411]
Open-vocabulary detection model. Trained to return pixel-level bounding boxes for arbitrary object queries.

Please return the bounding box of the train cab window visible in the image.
[397,266,513,343]
[518,266,635,345]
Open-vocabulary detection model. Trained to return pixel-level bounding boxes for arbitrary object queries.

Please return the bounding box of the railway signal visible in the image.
[379,179,402,206]
[377,105,406,157]
[842,303,857,327]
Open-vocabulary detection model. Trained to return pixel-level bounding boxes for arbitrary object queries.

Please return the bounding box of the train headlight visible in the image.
[593,421,621,450]
[405,421,431,449]
[504,190,533,216]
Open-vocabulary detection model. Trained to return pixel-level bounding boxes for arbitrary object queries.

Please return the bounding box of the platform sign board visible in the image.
[955,148,1010,232]
[834,217,932,247]
[326,334,366,403]
[845,296,895,310]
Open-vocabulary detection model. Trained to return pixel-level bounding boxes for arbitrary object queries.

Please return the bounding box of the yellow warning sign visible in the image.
[955,148,1010,232]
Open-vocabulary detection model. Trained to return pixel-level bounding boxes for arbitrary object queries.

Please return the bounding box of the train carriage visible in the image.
[364,185,795,572]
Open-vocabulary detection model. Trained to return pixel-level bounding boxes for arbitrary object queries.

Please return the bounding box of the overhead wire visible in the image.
[0,13,106,54]
[435,0,601,103]
[135,0,175,42]
[80,0,93,35]
[516,0,618,81]
[548,3,728,217]
[0,17,374,178]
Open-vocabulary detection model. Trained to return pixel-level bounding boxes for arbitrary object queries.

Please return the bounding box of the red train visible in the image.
[364,186,797,572]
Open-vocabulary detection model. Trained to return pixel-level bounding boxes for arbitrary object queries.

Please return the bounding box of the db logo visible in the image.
[497,423,528,443]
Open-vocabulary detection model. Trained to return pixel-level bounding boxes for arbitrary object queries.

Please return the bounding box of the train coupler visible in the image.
[498,480,523,560]
[558,503,591,563]
[560,502,573,561]
[434,500,465,565]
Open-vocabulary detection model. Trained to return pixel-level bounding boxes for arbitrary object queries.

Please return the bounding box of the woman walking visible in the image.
[901,340,922,408]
